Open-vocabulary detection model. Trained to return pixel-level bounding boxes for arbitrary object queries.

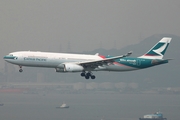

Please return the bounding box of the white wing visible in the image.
[78,51,132,68]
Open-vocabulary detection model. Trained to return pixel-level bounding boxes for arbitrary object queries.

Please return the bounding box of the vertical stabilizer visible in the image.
[139,37,172,59]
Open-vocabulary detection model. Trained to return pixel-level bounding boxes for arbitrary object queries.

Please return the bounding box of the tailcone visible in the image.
[151,59,169,65]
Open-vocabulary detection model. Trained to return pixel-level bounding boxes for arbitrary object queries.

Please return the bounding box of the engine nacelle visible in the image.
[56,63,84,72]
[55,64,66,72]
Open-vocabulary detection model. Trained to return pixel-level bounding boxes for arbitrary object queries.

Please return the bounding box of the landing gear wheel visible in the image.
[81,72,85,77]
[91,75,95,79]
[85,75,89,79]
[86,72,91,77]
[19,69,23,72]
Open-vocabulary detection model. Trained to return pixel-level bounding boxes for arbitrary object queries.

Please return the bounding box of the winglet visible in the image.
[95,53,99,56]
[123,51,133,57]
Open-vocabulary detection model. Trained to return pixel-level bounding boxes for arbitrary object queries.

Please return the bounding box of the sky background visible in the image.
[0,0,180,69]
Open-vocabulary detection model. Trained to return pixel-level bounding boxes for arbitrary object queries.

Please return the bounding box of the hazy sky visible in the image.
[0,0,180,69]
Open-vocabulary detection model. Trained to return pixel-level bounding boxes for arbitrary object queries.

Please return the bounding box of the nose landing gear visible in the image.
[19,66,23,72]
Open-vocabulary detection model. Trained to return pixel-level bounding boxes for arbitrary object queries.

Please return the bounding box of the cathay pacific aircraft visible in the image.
[4,37,171,79]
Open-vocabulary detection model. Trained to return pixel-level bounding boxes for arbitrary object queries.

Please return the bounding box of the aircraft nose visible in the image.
[4,55,17,61]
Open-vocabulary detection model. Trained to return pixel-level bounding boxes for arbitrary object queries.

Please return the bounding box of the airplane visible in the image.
[4,37,171,79]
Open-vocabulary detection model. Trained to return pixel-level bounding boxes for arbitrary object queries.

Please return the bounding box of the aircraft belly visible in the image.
[21,62,57,67]
[105,65,138,71]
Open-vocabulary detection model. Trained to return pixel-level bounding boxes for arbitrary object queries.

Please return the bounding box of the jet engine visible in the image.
[56,63,84,72]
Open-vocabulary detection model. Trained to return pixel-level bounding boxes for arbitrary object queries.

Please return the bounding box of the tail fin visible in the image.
[139,37,172,59]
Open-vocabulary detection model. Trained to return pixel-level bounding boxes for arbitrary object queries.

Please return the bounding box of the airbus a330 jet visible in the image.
[4,37,171,79]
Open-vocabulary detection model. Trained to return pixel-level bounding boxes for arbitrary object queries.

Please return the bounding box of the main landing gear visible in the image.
[81,71,96,80]
[19,66,23,72]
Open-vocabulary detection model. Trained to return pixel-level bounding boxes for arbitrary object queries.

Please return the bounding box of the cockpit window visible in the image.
[9,54,13,56]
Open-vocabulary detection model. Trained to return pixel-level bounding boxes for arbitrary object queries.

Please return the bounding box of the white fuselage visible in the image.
[4,51,137,72]
[5,51,103,68]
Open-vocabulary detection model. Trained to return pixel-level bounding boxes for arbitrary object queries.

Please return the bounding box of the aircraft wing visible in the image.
[78,51,132,68]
